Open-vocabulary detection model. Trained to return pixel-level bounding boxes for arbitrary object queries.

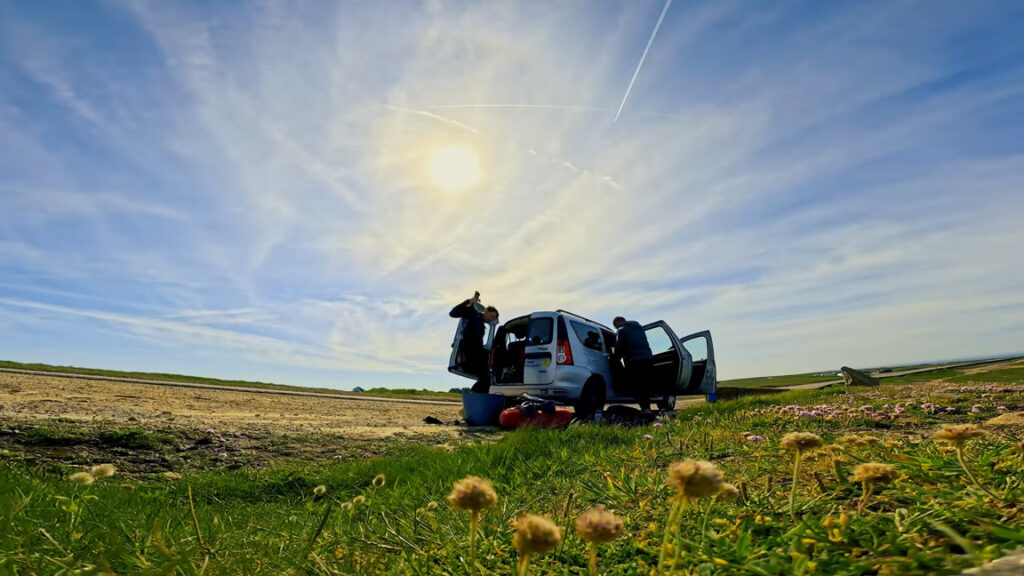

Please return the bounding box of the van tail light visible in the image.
[556,338,573,365]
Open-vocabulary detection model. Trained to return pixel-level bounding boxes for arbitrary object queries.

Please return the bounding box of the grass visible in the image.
[719,373,838,389]
[0,359,460,402]
[2,376,1022,574]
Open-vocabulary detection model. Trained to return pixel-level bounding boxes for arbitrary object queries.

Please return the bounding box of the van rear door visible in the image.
[448,318,497,380]
[522,314,556,385]
[679,330,717,395]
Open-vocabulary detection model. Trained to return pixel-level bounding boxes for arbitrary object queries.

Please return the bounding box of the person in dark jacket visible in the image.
[449,294,499,393]
[612,316,654,414]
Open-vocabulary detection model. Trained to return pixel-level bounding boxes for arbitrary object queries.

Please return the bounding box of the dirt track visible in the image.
[0,372,463,439]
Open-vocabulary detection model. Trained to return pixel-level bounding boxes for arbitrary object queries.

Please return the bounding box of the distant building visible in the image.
[352,386,365,393]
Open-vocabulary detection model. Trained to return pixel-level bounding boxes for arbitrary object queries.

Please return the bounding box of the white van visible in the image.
[449,310,716,417]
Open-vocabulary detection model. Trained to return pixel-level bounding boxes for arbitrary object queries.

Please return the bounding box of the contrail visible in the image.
[614,0,673,122]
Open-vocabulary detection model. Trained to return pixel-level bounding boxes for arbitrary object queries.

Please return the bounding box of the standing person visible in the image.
[450,293,499,393]
[612,316,654,415]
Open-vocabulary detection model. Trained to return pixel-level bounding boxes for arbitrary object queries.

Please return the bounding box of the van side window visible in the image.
[570,320,604,351]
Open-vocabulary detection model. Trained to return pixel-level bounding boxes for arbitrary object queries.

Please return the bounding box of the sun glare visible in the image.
[429,145,481,192]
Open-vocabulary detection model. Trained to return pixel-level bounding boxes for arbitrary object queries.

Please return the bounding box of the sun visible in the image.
[429,145,481,192]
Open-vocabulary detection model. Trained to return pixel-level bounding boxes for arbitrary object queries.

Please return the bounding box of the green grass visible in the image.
[0,360,459,402]
[2,379,1022,575]
[719,372,839,389]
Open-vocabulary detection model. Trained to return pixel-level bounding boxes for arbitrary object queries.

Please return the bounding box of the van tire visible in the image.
[657,396,677,411]
[575,378,606,420]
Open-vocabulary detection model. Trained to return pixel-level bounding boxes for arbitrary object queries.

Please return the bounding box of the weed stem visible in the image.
[789,454,802,521]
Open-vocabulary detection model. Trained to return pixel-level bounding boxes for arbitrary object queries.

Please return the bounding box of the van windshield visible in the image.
[526,317,553,345]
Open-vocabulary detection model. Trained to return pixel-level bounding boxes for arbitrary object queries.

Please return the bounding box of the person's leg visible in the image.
[628,359,652,413]
[639,358,655,413]
[470,348,491,394]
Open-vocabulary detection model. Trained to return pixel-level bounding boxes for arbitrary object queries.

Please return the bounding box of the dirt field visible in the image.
[0,372,463,438]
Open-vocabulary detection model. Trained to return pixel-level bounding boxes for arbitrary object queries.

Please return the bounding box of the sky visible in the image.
[2,1,1023,391]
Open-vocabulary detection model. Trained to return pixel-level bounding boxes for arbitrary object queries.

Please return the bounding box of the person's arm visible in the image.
[449,298,478,318]
[450,297,473,315]
[611,329,627,362]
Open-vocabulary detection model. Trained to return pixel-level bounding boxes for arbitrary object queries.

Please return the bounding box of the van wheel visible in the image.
[575,378,606,420]
[657,396,677,411]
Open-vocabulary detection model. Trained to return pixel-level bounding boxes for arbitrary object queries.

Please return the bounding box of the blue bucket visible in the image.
[461,390,507,426]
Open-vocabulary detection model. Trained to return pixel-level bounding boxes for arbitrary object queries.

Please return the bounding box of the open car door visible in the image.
[679,330,716,395]
[448,318,497,379]
[642,321,690,395]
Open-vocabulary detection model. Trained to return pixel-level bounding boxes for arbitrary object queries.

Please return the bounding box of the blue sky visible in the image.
[2,1,1023,390]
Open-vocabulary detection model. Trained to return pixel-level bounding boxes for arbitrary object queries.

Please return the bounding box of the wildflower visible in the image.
[781,432,823,453]
[659,460,725,573]
[666,460,724,501]
[426,501,439,511]
[997,406,1009,412]
[575,505,623,543]
[745,434,766,443]
[448,476,498,511]
[933,424,998,500]
[372,473,386,488]
[716,483,741,502]
[850,463,898,513]
[313,485,327,497]
[653,422,663,429]
[68,472,95,486]
[933,424,985,448]
[513,514,562,575]
[352,495,366,505]
[781,433,822,521]
[850,462,898,484]
[161,471,182,480]
[643,434,654,440]
[576,506,623,576]
[340,501,353,512]
[448,476,498,570]
[90,464,117,479]
[840,434,879,447]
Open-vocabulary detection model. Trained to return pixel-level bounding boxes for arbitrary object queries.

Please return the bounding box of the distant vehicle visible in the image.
[449,309,716,417]
[877,368,893,374]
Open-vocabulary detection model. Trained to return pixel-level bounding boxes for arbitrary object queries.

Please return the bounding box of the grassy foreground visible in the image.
[2,377,1023,574]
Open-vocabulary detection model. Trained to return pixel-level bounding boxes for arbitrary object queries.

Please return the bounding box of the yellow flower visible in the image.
[372,474,386,488]
[849,463,899,484]
[781,432,824,453]
[426,501,439,511]
[574,506,624,543]
[447,476,498,511]
[90,464,117,479]
[352,495,366,505]
[340,501,353,512]
[68,472,95,486]
[512,514,562,556]
[666,460,724,500]
[932,424,985,446]
[313,485,327,497]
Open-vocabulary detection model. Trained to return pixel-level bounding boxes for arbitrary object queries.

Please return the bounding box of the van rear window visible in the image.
[527,317,553,345]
